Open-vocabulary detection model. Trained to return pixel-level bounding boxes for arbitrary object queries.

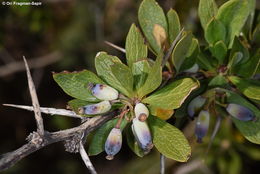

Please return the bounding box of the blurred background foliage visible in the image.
[0,0,259,173]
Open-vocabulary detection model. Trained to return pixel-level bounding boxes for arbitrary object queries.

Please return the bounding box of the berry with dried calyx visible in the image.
[78,101,111,115]
[132,118,153,154]
[134,103,149,121]
[89,83,119,101]
[105,128,122,160]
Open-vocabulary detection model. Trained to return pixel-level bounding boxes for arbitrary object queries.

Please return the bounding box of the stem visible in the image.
[115,108,129,129]
[160,154,165,174]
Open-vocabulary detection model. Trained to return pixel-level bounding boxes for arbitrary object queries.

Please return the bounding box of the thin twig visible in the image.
[0,112,116,171]
[160,154,165,174]
[205,116,222,155]
[3,104,82,119]
[23,56,44,135]
[79,134,97,174]
[0,51,61,77]
[161,28,184,67]
[105,41,126,53]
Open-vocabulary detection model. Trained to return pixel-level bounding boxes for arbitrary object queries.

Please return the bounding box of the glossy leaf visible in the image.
[167,9,181,44]
[210,40,227,64]
[180,38,200,72]
[205,18,226,45]
[198,0,218,30]
[172,32,193,72]
[208,75,228,87]
[110,62,134,97]
[137,53,162,98]
[138,0,168,54]
[142,78,199,109]
[95,52,133,97]
[228,76,260,101]
[53,70,104,102]
[221,89,260,144]
[132,59,151,91]
[235,49,260,78]
[148,116,191,162]
[125,24,148,67]
[216,0,251,47]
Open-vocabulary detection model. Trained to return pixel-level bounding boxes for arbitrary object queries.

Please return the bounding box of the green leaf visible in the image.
[228,52,243,73]
[148,116,191,162]
[223,89,260,144]
[230,37,249,64]
[197,51,214,70]
[198,0,218,30]
[172,32,193,72]
[110,62,134,96]
[208,75,228,87]
[125,125,145,157]
[125,24,148,67]
[209,40,227,64]
[228,76,260,101]
[88,118,128,156]
[132,59,151,91]
[167,9,181,44]
[137,53,163,98]
[142,78,199,109]
[138,0,168,54]
[53,70,104,102]
[216,0,251,47]
[180,38,200,71]
[235,49,260,78]
[95,52,133,97]
[205,18,226,45]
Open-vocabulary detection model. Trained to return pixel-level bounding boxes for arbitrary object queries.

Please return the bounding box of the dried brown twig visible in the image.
[0,57,117,173]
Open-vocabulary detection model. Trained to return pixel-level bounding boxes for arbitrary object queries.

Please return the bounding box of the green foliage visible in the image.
[167,9,181,44]
[216,0,252,47]
[95,52,133,97]
[53,70,104,102]
[126,24,148,67]
[138,0,168,54]
[171,32,193,72]
[53,0,260,168]
[225,90,260,144]
[137,53,163,98]
[148,116,191,162]
[198,0,218,30]
[143,78,199,109]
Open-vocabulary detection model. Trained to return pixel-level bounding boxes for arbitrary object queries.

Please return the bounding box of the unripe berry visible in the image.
[134,103,149,121]
[78,101,111,115]
[226,103,255,121]
[89,84,119,101]
[187,95,206,119]
[105,128,122,160]
[195,110,210,143]
[132,118,153,154]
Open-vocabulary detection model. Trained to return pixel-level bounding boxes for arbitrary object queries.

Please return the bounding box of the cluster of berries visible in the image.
[188,95,256,143]
[78,83,153,160]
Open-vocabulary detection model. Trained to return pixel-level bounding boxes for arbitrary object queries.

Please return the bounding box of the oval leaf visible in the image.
[198,0,218,30]
[167,9,181,44]
[148,116,191,162]
[53,70,104,102]
[95,52,133,97]
[138,0,168,54]
[125,24,148,67]
[142,78,199,109]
